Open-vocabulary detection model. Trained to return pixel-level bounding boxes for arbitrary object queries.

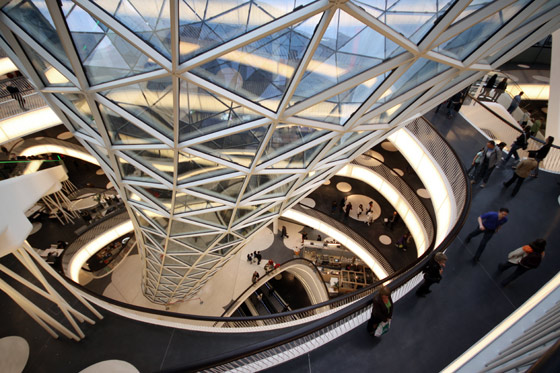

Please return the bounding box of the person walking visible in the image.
[467,148,484,178]
[447,91,463,119]
[280,225,289,238]
[529,136,554,178]
[366,201,374,214]
[465,208,509,263]
[498,239,546,286]
[388,211,399,230]
[339,196,346,217]
[492,78,508,102]
[507,91,524,113]
[256,251,262,265]
[395,232,411,252]
[479,74,498,99]
[357,204,364,219]
[247,253,253,263]
[416,253,448,297]
[367,286,393,337]
[6,84,26,110]
[472,140,502,188]
[501,127,531,167]
[502,157,538,197]
[251,271,260,284]
[344,202,353,221]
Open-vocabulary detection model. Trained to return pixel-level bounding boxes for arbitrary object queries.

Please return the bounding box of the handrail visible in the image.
[528,338,560,372]
[174,158,472,371]
[219,257,330,318]
[56,116,465,324]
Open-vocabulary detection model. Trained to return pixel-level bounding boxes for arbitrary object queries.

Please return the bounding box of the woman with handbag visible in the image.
[498,239,546,286]
[367,286,393,337]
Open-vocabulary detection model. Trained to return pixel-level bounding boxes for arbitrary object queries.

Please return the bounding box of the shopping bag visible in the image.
[374,320,391,337]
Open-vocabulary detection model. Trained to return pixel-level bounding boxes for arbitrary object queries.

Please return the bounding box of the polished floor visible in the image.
[1,107,559,372]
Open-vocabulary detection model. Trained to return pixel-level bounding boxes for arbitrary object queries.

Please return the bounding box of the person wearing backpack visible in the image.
[498,239,546,286]
[501,126,531,167]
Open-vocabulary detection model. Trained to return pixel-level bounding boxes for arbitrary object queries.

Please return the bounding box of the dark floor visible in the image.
[1,109,559,372]
[266,108,560,372]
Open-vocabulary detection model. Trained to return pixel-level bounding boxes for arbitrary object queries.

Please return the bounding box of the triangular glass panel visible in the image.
[173,234,219,252]
[178,0,315,62]
[366,92,424,124]
[267,141,326,169]
[436,0,531,61]
[101,77,174,139]
[132,209,161,232]
[253,179,296,200]
[197,258,221,270]
[16,37,73,87]
[4,0,73,70]
[171,254,200,267]
[166,240,201,254]
[62,3,160,84]
[452,1,495,24]
[174,192,225,214]
[166,266,189,277]
[139,207,169,231]
[168,218,217,235]
[144,231,166,249]
[190,125,269,168]
[184,209,232,229]
[116,155,161,183]
[135,185,174,210]
[216,234,241,247]
[325,131,368,158]
[233,204,263,224]
[258,125,327,167]
[186,269,206,280]
[94,0,172,58]
[176,151,234,185]
[127,188,159,210]
[243,174,291,199]
[355,0,453,44]
[191,15,321,111]
[293,10,403,106]
[368,59,448,112]
[178,80,264,142]
[123,149,174,181]
[54,93,95,126]
[98,104,162,145]
[233,221,267,238]
[295,72,390,125]
[210,244,236,257]
[191,176,245,202]
[163,254,190,267]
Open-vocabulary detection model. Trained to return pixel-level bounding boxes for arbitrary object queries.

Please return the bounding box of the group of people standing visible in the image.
[247,251,262,265]
[468,132,554,196]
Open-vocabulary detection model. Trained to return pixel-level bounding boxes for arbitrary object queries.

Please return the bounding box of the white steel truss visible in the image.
[0,0,558,304]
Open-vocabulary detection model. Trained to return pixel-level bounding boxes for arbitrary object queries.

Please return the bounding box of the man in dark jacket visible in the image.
[501,127,531,167]
[530,136,554,177]
[367,286,393,336]
[416,253,448,297]
[492,78,508,102]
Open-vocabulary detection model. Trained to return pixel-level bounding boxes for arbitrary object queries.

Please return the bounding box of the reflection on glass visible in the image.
[99,104,161,145]
[192,15,320,111]
[174,192,224,214]
[367,93,423,124]
[259,124,326,166]
[178,0,315,62]
[368,59,447,113]
[61,0,159,84]
[55,93,95,125]
[102,77,173,138]
[4,0,73,70]
[17,37,72,86]
[296,73,390,125]
[190,125,268,168]
[179,80,263,142]
[177,151,234,184]
[116,155,159,183]
[125,149,174,181]
[293,10,402,105]
[94,0,172,58]
[191,176,245,202]
[437,0,530,61]
[244,174,291,198]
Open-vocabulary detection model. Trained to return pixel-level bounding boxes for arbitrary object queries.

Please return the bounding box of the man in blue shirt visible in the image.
[465,208,509,263]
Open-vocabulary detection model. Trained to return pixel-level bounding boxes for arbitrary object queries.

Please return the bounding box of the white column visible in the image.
[546,30,560,142]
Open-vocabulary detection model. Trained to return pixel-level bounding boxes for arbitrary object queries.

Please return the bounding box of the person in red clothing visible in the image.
[498,239,546,286]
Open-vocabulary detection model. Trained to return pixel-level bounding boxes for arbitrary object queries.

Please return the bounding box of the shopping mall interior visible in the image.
[0,1,559,372]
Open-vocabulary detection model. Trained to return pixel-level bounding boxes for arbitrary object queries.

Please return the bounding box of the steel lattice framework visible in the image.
[0,0,558,304]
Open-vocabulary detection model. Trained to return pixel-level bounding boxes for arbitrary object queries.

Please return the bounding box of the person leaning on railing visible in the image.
[529,136,554,178]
